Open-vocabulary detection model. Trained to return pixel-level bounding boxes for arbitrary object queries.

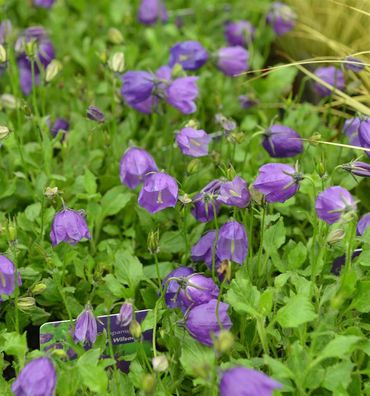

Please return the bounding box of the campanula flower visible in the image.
[217,46,249,76]
[49,117,69,139]
[358,118,370,157]
[253,163,303,203]
[178,274,219,309]
[74,305,98,344]
[343,117,366,146]
[344,56,365,73]
[239,94,258,109]
[165,76,199,114]
[342,161,370,178]
[176,127,211,157]
[191,230,218,269]
[33,0,55,8]
[224,20,255,47]
[266,2,296,36]
[12,357,56,396]
[357,213,370,235]
[117,302,134,327]
[162,267,194,309]
[186,300,232,346]
[219,176,251,208]
[169,41,208,71]
[313,66,345,97]
[216,221,248,265]
[0,255,21,296]
[87,105,105,123]
[220,367,282,396]
[262,124,303,158]
[138,171,178,213]
[191,180,222,222]
[138,0,168,25]
[50,208,91,246]
[315,186,356,224]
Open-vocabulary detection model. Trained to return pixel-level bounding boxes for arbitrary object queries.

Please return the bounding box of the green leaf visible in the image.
[286,241,307,269]
[319,335,361,360]
[0,332,28,364]
[77,349,108,393]
[104,274,127,298]
[350,281,370,313]
[101,186,132,217]
[159,231,186,254]
[115,250,144,296]
[322,360,354,393]
[84,168,97,195]
[264,355,294,379]
[263,217,286,253]
[276,295,317,328]
[25,202,42,222]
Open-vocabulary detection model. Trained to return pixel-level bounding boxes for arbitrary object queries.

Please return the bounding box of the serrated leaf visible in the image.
[84,168,97,194]
[115,250,144,296]
[350,281,370,312]
[263,217,286,252]
[101,186,132,217]
[77,349,108,393]
[319,335,361,360]
[276,295,317,328]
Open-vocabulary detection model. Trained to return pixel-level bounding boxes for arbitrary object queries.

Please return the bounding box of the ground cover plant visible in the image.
[0,0,370,395]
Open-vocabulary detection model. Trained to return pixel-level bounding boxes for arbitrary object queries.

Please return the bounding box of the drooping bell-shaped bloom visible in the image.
[165,76,199,114]
[263,124,303,158]
[215,113,237,133]
[119,147,158,189]
[33,0,55,8]
[344,56,365,73]
[138,171,178,213]
[342,161,370,178]
[169,41,208,71]
[186,300,232,346]
[87,105,105,123]
[138,0,168,25]
[162,267,194,309]
[219,176,250,208]
[0,255,21,296]
[12,357,56,396]
[343,117,365,147]
[253,163,303,203]
[315,186,356,224]
[191,230,218,269]
[178,274,219,309]
[117,302,133,327]
[217,46,249,76]
[239,94,258,109]
[191,180,222,223]
[176,127,211,157]
[220,367,282,396]
[358,118,370,157]
[357,213,370,236]
[313,66,345,97]
[266,2,296,36]
[74,305,98,344]
[49,117,69,138]
[0,20,12,44]
[216,221,248,265]
[50,208,91,246]
[224,20,255,47]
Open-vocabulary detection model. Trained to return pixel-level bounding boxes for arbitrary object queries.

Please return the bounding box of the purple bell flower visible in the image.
[12,357,56,396]
[313,66,345,97]
[266,2,296,36]
[176,127,211,157]
[0,255,21,296]
[120,147,158,189]
[217,46,249,76]
[239,94,258,109]
[191,230,218,269]
[186,300,232,346]
[0,20,12,44]
[224,20,255,47]
[165,76,199,114]
[169,41,208,71]
[162,267,194,308]
[216,221,248,265]
[50,208,91,246]
[263,124,303,158]
[49,117,69,138]
[33,0,55,8]
[343,117,365,147]
[138,0,168,25]
[219,176,251,208]
[254,163,303,203]
[74,305,98,344]
[342,161,370,178]
[359,118,370,157]
[138,171,178,213]
[220,367,282,396]
[87,105,105,123]
[178,274,219,309]
[117,302,133,327]
[357,213,370,236]
[344,56,365,73]
[191,180,222,223]
[315,186,357,224]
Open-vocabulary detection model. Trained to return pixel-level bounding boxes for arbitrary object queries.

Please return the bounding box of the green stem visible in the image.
[256,316,269,355]
[211,201,220,282]
[256,205,266,278]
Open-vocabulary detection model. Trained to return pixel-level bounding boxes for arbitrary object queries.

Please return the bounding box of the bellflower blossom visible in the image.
[219,176,251,208]
[191,180,222,222]
[313,66,345,97]
[341,161,370,178]
[33,0,55,8]
[344,56,365,73]
[176,127,211,157]
[138,0,168,25]
[266,2,296,36]
[358,118,370,157]
[357,213,370,236]
[169,41,208,71]
[343,117,366,147]
[217,46,249,76]
[216,221,248,265]
[74,305,98,344]
[162,267,194,309]
[224,20,255,47]
[262,124,303,158]
[191,230,218,269]
[0,255,22,296]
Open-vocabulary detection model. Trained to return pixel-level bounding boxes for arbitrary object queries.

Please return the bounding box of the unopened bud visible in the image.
[31,283,47,295]
[316,162,326,178]
[152,355,168,372]
[185,119,199,129]
[0,45,7,63]
[187,159,201,174]
[226,166,236,180]
[171,63,183,78]
[25,40,37,58]
[147,229,160,254]
[0,94,20,110]
[327,229,345,245]
[51,349,68,359]
[214,330,234,354]
[87,105,105,123]
[17,297,36,311]
[107,28,124,44]
[45,59,62,83]
[108,52,124,73]
[44,186,59,199]
[250,185,264,205]
[142,373,156,394]
[129,319,142,339]
[0,125,11,140]
[98,51,108,64]
[6,219,17,242]
[178,194,192,204]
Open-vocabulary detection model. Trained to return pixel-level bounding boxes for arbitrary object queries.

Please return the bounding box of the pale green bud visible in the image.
[17,297,36,311]
[44,186,59,199]
[214,330,234,354]
[142,373,156,394]
[31,283,47,295]
[45,59,62,83]
[107,28,124,44]
[129,319,142,339]
[147,229,160,254]
[152,355,168,372]
[0,45,7,63]
[108,52,125,73]
[0,125,11,140]
[0,94,20,110]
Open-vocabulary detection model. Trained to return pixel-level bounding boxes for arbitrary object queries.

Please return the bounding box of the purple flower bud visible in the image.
[313,66,345,97]
[191,180,222,223]
[162,267,194,308]
[191,230,218,269]
[215,113,237,133]
[178,274,219,309]
[343,117,365,147]
[216,221,248,265]
[12,357,56,396]
[138,0,168,25]
[176,127,211,157]
[169,41,208,71]
[342,161,370,178]
[0,255,21,296]
[220,367,282,396]
[315,186,357,224]
[344,56,365,73]
[74,305,98,344]
[357,213,370,235]
[219,176,250,208]
[120,147,158,189]
[0,20,12,44]
[266,2,296,36]
[33,0,55,8]
[263,124,303,158]
[50,208,91,246]
[50,117,69,138]
[165,76,199,114]
[138,171,178,213]
[87,105,105,123]
[224,20,255,47]
[254,163,302,203]
[117,302,134,327]
[217,46,249,76]
[239,94,258,109]
[359,119,370,157]
[186,300,232,346]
